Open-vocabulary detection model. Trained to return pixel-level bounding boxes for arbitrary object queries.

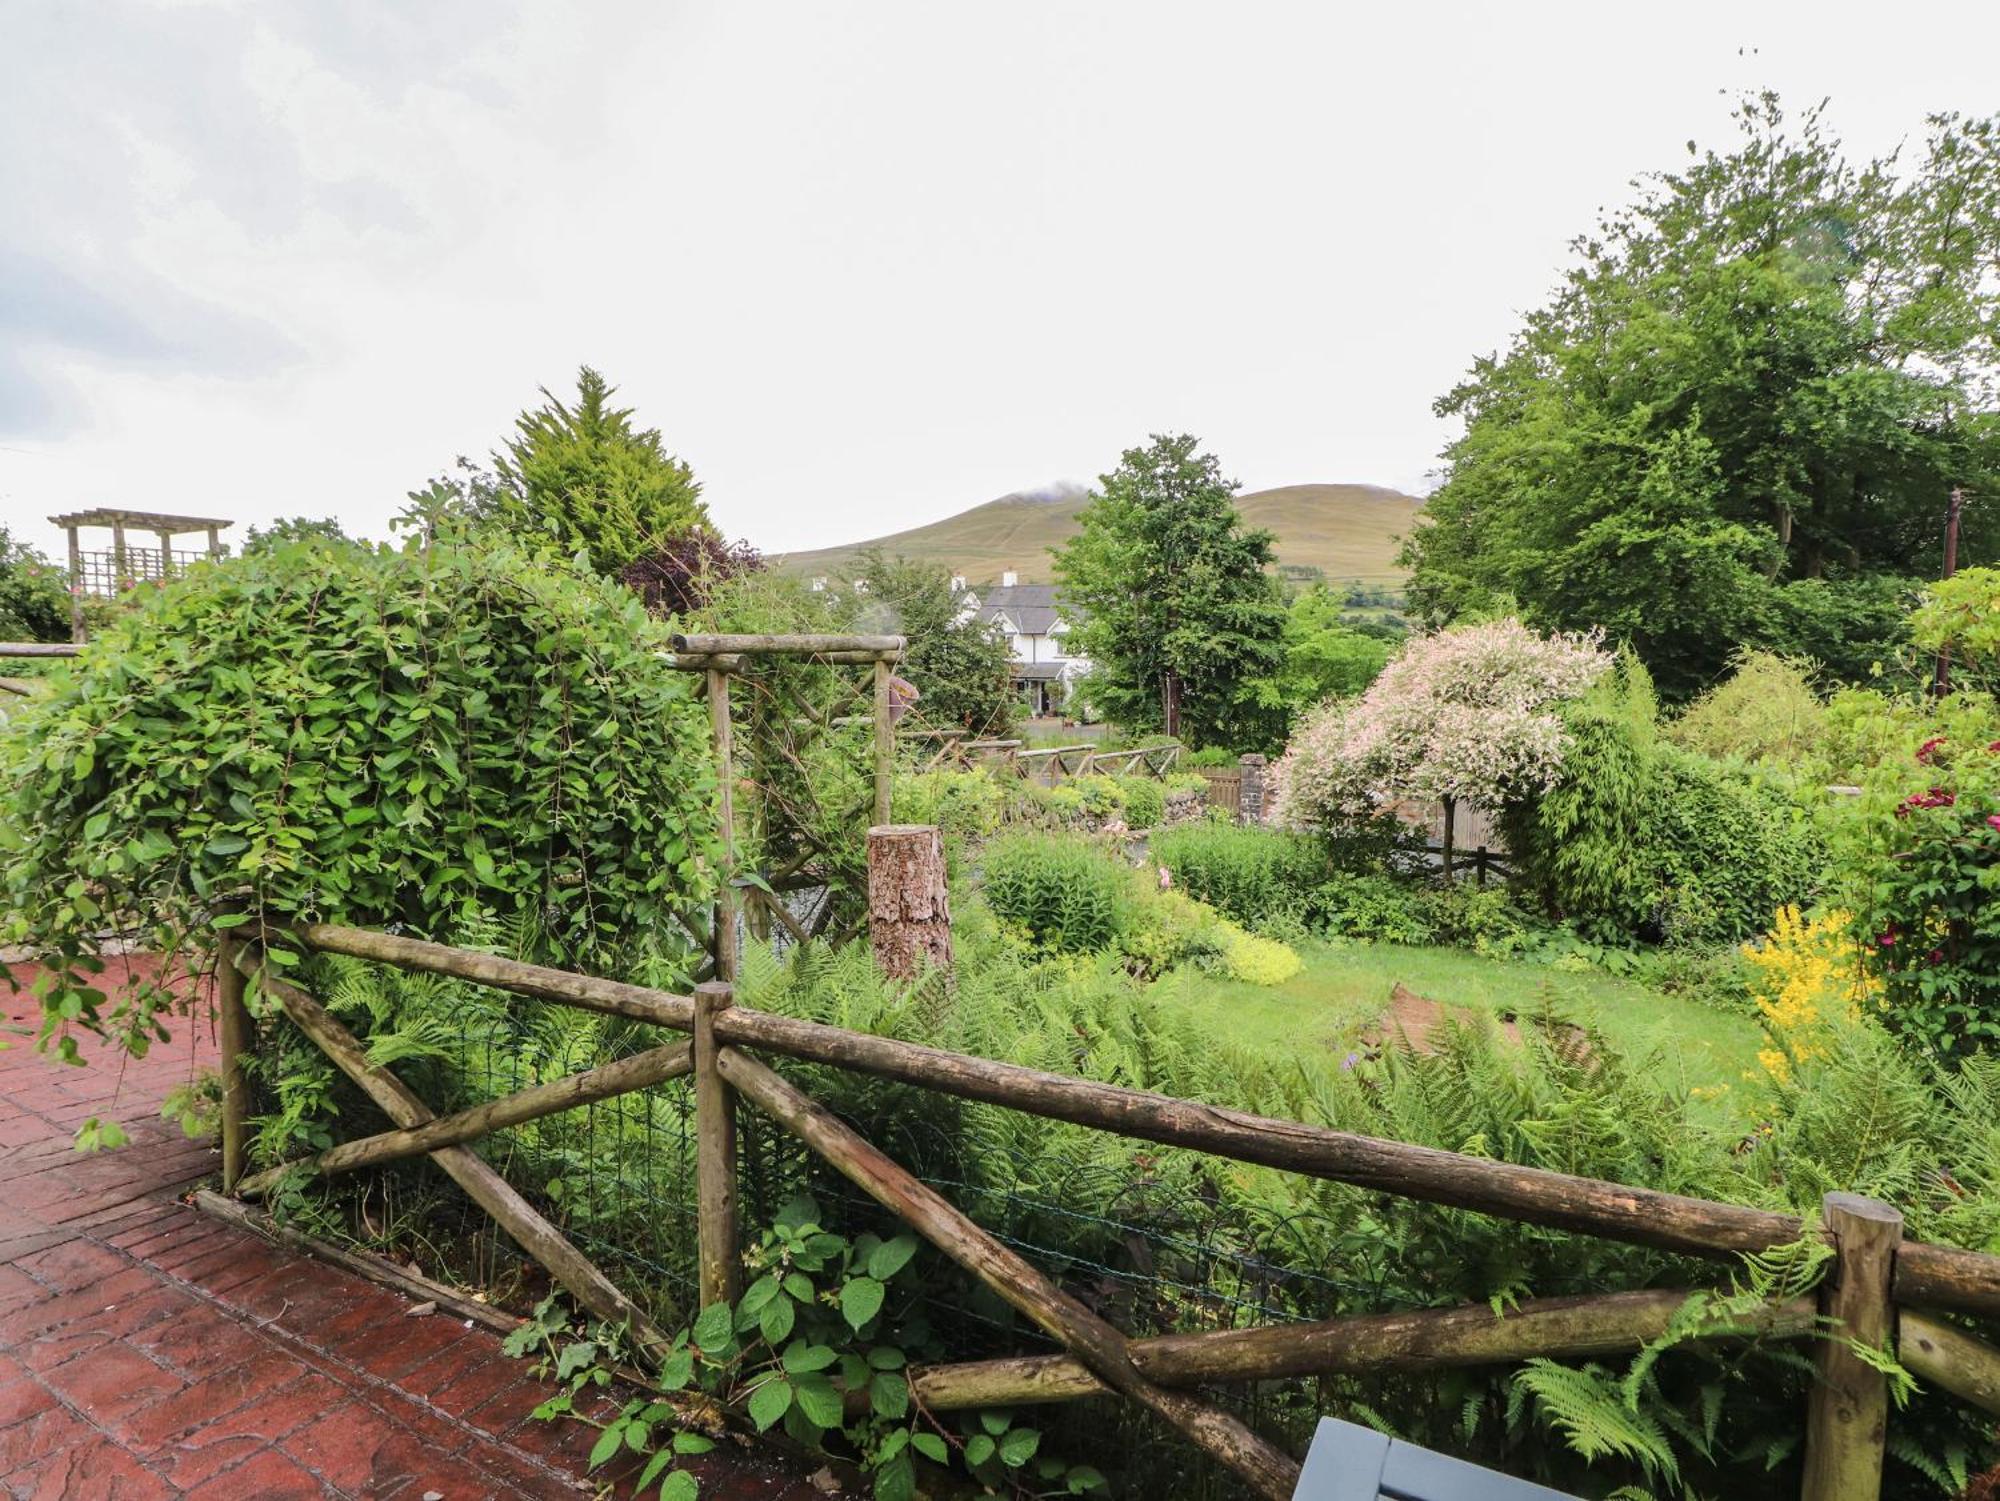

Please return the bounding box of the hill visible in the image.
[771,482,1423,585]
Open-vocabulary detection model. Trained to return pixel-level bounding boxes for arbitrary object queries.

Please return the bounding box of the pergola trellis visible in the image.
[50,508,232,642]
[664,632,905,984]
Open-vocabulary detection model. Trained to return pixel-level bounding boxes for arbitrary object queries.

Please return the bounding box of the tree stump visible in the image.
[868,824,952,981]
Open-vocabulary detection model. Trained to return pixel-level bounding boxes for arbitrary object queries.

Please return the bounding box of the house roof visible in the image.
[975,584,1070,637]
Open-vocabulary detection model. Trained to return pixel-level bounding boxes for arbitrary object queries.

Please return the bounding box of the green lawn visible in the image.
[1151,940,1763,1120]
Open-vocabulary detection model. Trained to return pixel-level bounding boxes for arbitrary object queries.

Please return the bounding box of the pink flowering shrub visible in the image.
[1274,618,1612,829]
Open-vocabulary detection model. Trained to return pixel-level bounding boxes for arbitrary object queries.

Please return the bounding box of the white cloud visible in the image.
[2,0,1997,560]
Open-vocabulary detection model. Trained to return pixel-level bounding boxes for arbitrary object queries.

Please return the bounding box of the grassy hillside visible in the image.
[772,482,1422,585]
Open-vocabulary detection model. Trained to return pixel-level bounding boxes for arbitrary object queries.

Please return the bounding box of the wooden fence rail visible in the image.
[216,919,2000,1501]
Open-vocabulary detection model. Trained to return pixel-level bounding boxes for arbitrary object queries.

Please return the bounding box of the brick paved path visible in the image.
[1,961,826,1499]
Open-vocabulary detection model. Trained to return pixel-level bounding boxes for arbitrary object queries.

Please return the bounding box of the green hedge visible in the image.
[1505,708,1823,944]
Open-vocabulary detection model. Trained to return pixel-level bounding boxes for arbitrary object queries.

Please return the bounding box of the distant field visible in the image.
[772,482,1424,585]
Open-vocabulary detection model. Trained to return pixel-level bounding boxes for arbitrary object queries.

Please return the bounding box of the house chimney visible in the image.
[1001,568,1018,588]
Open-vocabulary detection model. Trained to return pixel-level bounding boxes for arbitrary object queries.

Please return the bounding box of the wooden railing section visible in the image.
[216,920,2000,1501]
[0,640,77,697]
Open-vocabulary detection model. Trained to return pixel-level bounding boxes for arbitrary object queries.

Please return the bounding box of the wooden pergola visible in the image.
[49,509,232,641]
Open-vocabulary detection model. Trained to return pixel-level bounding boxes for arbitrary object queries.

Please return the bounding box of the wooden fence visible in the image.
[213,918,2000,1501]
[0,640,77,697]
[916,731,1181,784]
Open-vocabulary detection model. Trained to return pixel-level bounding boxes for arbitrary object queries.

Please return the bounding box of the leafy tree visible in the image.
[855,549,1015,736]
[1276,618,1612,873]
[481,366,707,573]
[619,529,764,619]
[1408,95,2000,698]
[1246,584,1392,730]
[240,515,357,555]
[1053,434,1287,749]
[0,527,69,641]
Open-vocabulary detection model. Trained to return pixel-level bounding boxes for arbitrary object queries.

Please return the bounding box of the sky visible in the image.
[4,0,1999,562]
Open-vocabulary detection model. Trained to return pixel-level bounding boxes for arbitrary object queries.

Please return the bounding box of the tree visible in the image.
[1407,95,2000,699]
[1246,584,1393,732]
[1053,434,1287,749]
[855,550,1014,736]
[1275,618,1612,873]
[240,516,356,555]
[481,366,707,573]
[619,530,765,619]
[0,527,69,641]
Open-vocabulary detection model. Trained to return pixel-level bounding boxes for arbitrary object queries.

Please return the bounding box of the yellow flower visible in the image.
[1742,906,1878,1083]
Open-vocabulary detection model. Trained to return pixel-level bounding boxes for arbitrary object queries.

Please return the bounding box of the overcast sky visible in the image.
[4,1,1998,561]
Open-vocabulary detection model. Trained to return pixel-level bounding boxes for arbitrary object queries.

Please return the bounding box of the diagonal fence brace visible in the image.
[715,1045,1301,1501]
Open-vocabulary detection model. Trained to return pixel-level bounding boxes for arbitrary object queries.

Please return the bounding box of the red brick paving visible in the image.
[2,964,830,1499]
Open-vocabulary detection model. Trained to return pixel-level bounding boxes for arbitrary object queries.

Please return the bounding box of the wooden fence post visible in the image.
[1802,1192,1902,1501]
[872,658,895,828]
[216,938,251,1192]
[693,980,741,1307]
[707,667,737,983]
[868,824,952,981]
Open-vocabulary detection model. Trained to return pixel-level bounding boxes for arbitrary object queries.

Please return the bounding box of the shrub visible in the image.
[1507,687,1824,945]
[0,520,719,1058]
[1217,928,1303,985]
[1313,873,1435,944]
[981,835,1133,954]
[1115,888,1227,979]
[1184,746,1235,769]
[1072,775,1127,819]
[1666,650,1825,765]
[1112,777,1165,831]
[1152,825,1329,927]
[1742,905,1877,1083]
[1419,883,1543,954]
[1840,736,2000,1059]
[893,768,1005,876]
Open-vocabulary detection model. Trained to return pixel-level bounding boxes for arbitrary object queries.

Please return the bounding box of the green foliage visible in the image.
[1244,582,1392,730]
[892,768,1005,877]
[240,516,356,555]
[481,366,708,574]
[1507,671,1824,944]
[1113,777,1164,831]
[1666,651,1827,765]
[855,550,1015,736]
[509,1196,1104,1501]
[0,525,69,642]
[982,835,1133,954]
[1053,434,1287,750]
[1313,872,1436,945]
[1911,566,2000,692]
[1406,94,2000,697]
[1839,736,2000,1059]
[1152,825,1333,927]
[1814,687,2000,789]
[0,516,718,1058]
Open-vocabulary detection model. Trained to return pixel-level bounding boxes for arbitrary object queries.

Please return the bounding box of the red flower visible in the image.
[1918,737,1947,764]
[1988,815,2000,833]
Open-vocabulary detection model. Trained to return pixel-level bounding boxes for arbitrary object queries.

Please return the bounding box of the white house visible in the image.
[968,569,1090,716]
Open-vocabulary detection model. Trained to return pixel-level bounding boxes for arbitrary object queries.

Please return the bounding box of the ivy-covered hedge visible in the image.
[0,522,719,1058]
